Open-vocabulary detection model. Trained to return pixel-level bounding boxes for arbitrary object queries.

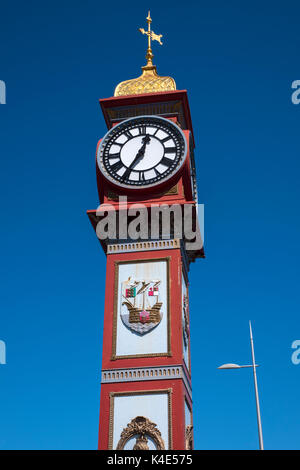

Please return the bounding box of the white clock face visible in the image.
[97,116,187,188]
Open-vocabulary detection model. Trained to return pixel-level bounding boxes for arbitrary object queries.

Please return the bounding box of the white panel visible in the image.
[185,400,192,427]
[182,275,190,370]
[116,260,168,357]
[113,393,169,450]
[123,435,157,450]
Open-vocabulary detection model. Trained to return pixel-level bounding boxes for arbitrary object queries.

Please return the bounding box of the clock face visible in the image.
[97,116,187,188]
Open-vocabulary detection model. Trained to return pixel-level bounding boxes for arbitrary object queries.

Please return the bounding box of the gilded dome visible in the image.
[114,65,176,97]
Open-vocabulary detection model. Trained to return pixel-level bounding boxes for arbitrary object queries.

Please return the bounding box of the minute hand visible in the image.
[129,135,151,169]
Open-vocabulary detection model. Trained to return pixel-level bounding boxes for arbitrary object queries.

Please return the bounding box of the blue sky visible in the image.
[0,0,299,450]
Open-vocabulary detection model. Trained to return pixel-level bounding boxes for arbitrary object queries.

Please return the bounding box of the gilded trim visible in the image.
[111,257,171,360]
[109,388,173,450]
[164,184,178,196]
[116,416,165,450]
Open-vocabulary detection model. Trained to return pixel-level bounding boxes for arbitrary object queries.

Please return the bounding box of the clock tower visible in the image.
[88,12,204,450]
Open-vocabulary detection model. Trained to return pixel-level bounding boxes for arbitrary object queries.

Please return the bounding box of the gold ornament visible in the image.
[185,425,194,450]
[133,435,149,450]
[139,11,162,68]
[116,416,165,450]
[114,12,176,97]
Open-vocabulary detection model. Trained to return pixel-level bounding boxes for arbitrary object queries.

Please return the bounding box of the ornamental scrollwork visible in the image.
[116,416,165,450]
[185,425,194,450]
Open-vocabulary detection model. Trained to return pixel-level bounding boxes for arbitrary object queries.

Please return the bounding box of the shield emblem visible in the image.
[121,278,163,335]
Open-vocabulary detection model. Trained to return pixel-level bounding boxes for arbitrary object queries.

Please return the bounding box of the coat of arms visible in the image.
[121,277,163,335]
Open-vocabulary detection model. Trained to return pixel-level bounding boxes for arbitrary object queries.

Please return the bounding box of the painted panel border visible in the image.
[111,257,172,360]
[108,388,173,450]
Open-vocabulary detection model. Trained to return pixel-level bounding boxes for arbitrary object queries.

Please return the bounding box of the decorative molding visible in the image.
[111,258,171,360]
[106,184,177,202]
[164,184,178,196]
[107,238,180,255]
[185,425,193,450]
[116,416,165,450]
[101,364,192,399]
[107,191,119,201]
[105,101,186,130]
[109,389,172,450]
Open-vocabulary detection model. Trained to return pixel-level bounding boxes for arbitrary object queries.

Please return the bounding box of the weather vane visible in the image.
[139,11,163,67]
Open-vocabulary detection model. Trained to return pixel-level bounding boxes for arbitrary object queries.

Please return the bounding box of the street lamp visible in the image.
[218,321,264,450]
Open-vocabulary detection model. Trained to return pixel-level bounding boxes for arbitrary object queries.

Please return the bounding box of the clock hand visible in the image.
[129,135,151,169]
[136,134,151,158]
[122,135,151,181]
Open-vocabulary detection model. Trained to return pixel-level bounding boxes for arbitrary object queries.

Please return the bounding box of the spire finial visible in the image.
[114,13,175,96]
[139,11,163,67]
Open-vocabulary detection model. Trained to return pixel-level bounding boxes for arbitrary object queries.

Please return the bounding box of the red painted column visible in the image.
[98,248,192,450]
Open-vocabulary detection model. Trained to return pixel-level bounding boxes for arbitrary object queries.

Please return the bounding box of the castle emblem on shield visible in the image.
[121,277,163,335]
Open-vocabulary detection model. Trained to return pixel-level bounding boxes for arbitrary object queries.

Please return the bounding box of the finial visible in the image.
[139,11,163,67]
[114,12,175,96]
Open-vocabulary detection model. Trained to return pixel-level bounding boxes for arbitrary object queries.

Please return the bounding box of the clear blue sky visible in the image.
[0,0,299,450]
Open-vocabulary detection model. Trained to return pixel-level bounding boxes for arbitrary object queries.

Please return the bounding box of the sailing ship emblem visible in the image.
[121,277,163,335]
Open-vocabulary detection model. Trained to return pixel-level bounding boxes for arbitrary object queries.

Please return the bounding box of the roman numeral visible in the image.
[160,156,174,167]
[124,130,132,140]
[108,152,121,159]
[161,136,172,144]
[138,125,147,135]
[139,171,145,181]
[110,160,124,172]
[122,167,132,181]
[164,147,176,154]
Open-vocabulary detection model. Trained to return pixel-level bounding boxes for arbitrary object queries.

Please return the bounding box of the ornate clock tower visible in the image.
[88,12,204,451]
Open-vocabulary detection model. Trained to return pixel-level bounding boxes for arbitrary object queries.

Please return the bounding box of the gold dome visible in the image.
[114,12,176,97]
[114,64,176,97]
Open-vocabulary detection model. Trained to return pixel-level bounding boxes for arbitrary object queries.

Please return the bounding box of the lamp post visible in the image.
[218,321,264,450]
